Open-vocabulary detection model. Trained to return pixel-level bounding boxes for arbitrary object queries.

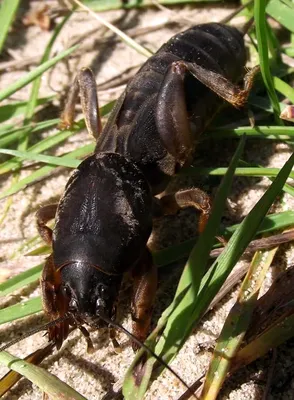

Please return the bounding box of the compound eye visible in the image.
[98,284,109,300]
[96,298,106,315]
[61,284,71,298]
[69,298,78,311]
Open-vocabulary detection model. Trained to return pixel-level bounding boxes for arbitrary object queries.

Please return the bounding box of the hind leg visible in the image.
[155,61,258,166]
[36,204,58,245]
[131,249,157,350]
[156,188,212,234]
[60,67,102,139]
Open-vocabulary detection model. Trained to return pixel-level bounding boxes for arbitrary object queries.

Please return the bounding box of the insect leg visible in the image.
[156,188,212,234]
[180,61,259,108]
[155,62,194,165]
[156,61,258,165]
[131,248,157,350]
[60,67,102,139]
[36,204,58,245]
[41,255,69,349]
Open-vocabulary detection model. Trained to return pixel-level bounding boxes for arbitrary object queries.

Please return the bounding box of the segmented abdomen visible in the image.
[116,23,245,127]
[96,23,246,193]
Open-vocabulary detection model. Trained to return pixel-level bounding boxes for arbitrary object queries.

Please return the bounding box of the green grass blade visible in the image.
[201,246,278,400]
[0,149,80,168]
[124,150,294,398]
[0,343,54,397]
[0,130,30,149]
[266,0,294,34]
[194,152,294,321]
[0,45,78,102]
[0,100,114,175]
[23,12,72,125]
[254,0,281,122]
[0,119,59,138]
[0,297,42,325]
[25,245,51,257]
[184,166,294,179]
[123,136,246,399]
[0,0,20,54]
[154,210,294,267]
[265,19,281,63]
[183,163,294,197]
[0,98,115,197]
[0,143,94,199]
[207,126,294,140]
[249,94,285,113]
[0,352,87,400]
[0,128,76,175]
[0,97,53,124]
[84,0,219,11]
[0,264,43,297]
[273,76,294,103]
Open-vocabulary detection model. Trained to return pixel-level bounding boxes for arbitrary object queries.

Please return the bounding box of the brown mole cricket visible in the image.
[36,22,257,350]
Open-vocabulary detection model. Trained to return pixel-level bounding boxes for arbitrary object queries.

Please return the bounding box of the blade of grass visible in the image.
[266,0,294,34]
[25,245,51,257]
[231,312,294,372]
[254,0,282,122]
[0,264,43,297]
[273,76,294,103]
[207,126,294,140]
[0,118,69,151]
[0,342,54,397]
[183,166,294,179]
[84,0,219,11]
[123,136,246,399]
[201,245,278,400]
[265,19,281,63]
[73,0,152,58]
[231,264,294,371]
[0,45,78,102]
[2,12,75,230]
[0,0,20,54]
[0,118,59,138]
[0,351,87,400]
[0,97,53,124]
[22,12,73,127]
[0,127,77,174]
[182,163,294,198]
[0,297,42,324]
[154,210,294,267]
[0,149,80,168]
[0,100,114,175]
[0,143,94,199]
[124,150,294,398]
[0,97,115,197]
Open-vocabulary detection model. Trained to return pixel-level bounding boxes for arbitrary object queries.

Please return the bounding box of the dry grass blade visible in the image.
[201,245,279,400]
[71,0,152,57]
[231,266,294,371]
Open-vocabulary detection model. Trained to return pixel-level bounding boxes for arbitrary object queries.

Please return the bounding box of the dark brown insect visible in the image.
[36,23,257,351]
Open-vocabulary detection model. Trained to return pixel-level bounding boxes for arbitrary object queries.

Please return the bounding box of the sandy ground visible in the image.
[1,1,294,399]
